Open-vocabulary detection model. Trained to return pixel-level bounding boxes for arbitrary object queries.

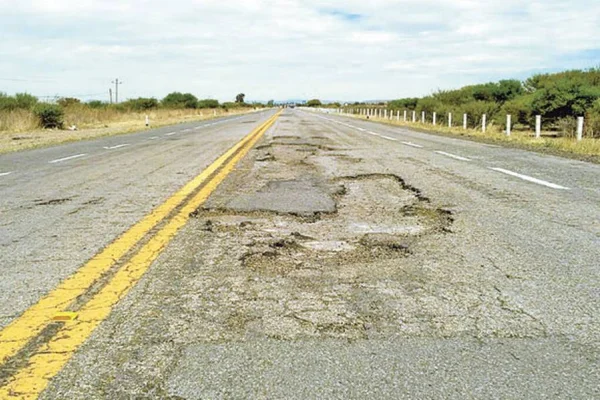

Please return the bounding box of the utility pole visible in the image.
[111,78,122,103]
[109,88,113,104]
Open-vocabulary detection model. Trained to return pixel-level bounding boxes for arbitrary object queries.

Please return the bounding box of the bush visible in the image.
[307,99,322,107]
[162,92,198,109]
[197,99,220,108]
[122,97,159,111]
[0,92,38,111]
[33,103,64,129]
[87,100,108,109]
[57,97,81,108]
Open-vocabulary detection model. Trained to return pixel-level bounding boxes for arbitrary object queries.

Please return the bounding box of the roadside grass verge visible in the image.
[358,115,600,163]
[0,108,257,154]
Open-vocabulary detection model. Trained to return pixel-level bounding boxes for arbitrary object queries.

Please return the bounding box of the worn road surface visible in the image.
[0,109,598,399]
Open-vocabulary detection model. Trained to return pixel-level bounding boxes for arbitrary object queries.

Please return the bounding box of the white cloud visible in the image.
[0,0,599,101]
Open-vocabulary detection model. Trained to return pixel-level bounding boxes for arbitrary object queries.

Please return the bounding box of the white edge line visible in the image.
[381,135,398,141]
[435,151,470,161]
[164,132,177,136]
[103,144,130,150]
[48,154,87,164]
[149,136,159,140]
[402,141,424,148]
[489,167,570,190]
[0,171,13,177]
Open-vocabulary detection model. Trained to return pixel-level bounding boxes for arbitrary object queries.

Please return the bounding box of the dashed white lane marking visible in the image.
[164,132,177,136]
[103,144,130,150]
[402,141,424,148]
[489,167,570,190]
[435,151,470,161]
[366,131,379,136]
[48,154,87,164]
[381,135,398,141]
[149,136,159,140]
[0,171,13,177]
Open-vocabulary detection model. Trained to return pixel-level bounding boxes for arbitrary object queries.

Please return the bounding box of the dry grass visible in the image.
[0,107,257,154]
[355,115,600,159]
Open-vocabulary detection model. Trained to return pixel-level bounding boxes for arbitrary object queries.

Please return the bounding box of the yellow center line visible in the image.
[0,112,279,398]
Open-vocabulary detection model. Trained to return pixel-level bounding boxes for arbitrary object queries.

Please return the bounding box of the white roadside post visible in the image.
[482,114,487,133]
[433,112,437,126]
[145,115,149,127]
[214,110,217,116]
[421,111,425,123]
[577,117,584,141]
[448,113,452,128]
[404,110,407,122]
[506,115,511,136]
[535,115,541,138]
[397,110,400,121]
[463,113,468,130]
[384,109,387,119]
[412,111,416,123]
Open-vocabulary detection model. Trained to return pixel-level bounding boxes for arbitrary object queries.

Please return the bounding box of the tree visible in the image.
[235,93,245,103]
[307,99,322,107]
[267,100,274,107]
[161,92,198,109]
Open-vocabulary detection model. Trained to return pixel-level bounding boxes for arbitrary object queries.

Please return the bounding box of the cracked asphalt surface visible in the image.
[1,109,599,398]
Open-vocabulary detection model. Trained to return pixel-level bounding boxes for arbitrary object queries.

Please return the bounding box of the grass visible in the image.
[352,114,600,162]
[0,107,258,154]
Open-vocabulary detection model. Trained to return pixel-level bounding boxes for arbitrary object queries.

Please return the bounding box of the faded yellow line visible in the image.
[0,113,277,368]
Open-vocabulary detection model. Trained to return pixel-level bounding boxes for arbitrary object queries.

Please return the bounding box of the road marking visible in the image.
[0,172,13,177]
[48,154,87,164]
[0,112,281,398]
[103,144,130,150]
[164,132,177,136]
[435,151,470,161]
[366,131,379,136]
[489,167,570,190]
[381,135,398,141]
[149,136,159,140]
[402,141,424,148]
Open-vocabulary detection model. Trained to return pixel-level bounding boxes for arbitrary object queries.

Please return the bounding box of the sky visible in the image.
[1,0,599,103]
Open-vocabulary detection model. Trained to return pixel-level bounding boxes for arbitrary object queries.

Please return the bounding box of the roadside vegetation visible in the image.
[0,91,264,133]
[0,92,265,153]
[313,68,600,159]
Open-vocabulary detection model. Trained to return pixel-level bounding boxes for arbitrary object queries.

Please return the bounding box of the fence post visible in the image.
[397,110,400,121]
[506,115,511,136]
[384,109,387,119]
[463,113,467,129]
[577,117,584,141]
[404,110,407,122]
[482,114,487,133]
[448,113,452,127]
[412,111,416,123]
[433,112,437,126]
[535,115,541,138]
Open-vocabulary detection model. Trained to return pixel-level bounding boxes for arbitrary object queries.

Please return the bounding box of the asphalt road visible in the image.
[1,108,599,398]
[0,110,274,330]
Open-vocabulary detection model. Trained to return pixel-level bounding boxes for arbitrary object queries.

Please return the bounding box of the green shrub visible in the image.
[197,99,220,108]
[57,97,81,108]
[0,92,38,111]
[87,100,108,109]
[122,97,159,111]
[33,103,64,129]
[162,92,198,109]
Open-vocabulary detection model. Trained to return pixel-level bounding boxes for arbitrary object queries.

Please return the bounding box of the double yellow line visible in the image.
[0,111,280,399]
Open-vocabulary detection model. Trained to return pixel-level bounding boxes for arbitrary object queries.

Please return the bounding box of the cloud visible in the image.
[0,0,599,101]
